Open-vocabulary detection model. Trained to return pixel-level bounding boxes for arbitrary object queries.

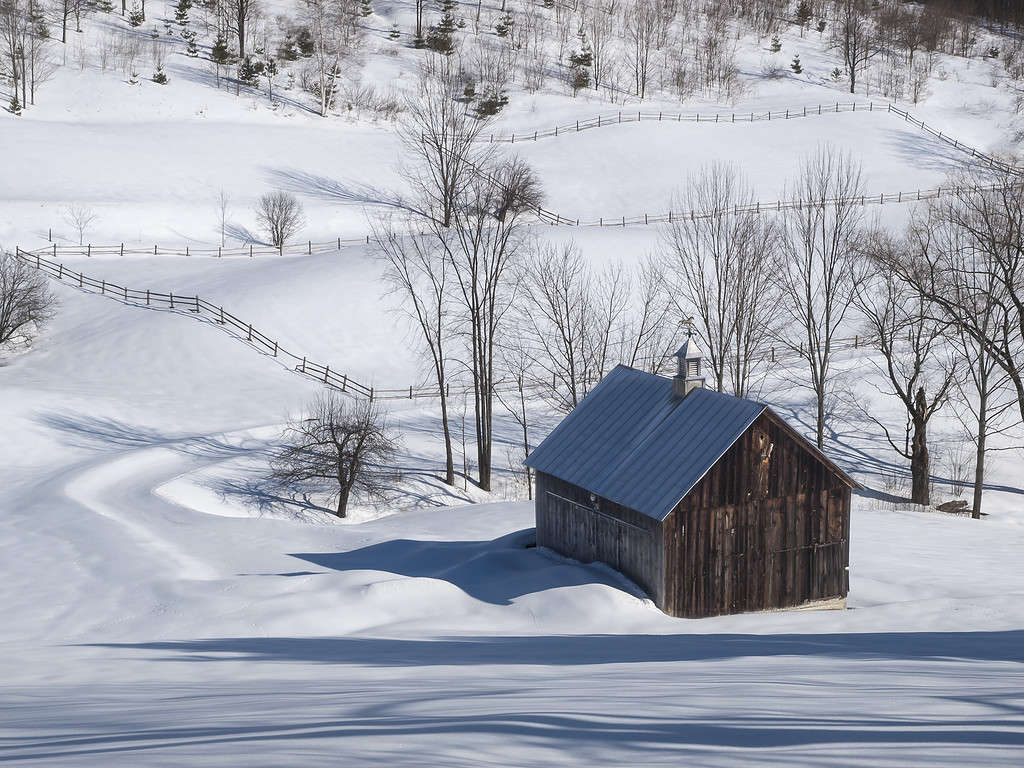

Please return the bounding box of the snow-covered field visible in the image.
[2,0,1024,764]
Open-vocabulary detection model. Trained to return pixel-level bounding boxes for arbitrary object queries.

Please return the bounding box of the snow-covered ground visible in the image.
[2,0,1024,764]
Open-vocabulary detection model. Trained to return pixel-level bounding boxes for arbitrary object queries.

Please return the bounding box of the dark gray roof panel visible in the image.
[525,366,765,521]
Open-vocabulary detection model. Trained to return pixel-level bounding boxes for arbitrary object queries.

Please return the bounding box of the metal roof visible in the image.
[525,365,768,521]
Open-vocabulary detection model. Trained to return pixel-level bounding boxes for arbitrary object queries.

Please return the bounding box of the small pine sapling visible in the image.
[174,0,191,27]
[769,35,781,52]
[211,33,231,65]
[463,80,476,100]
[815,19,826,35]
[97,0,113,11]
[474,89,508,117]
[127,2,144,26]
[495,11,513,38]
[988,46,1000,59]
[360,0,372,16]
[790,54,802,74]
[152,65,168,84]
[388,24,400,39]
[831,67,842,81]
[9,93,21,115]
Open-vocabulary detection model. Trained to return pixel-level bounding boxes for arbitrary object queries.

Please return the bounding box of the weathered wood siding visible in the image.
[662,411,851,618]
[535,472,664,606]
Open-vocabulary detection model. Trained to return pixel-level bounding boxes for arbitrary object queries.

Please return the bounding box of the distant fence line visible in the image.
[15,247,894,403]
[484,100,1015,174]
[30,103,1016,258]
[24,181,1017,263]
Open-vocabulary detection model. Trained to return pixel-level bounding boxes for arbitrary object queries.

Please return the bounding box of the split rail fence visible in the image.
[15,246,895,403]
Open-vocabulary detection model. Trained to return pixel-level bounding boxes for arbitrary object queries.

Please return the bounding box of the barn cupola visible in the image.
[673,334,705,398]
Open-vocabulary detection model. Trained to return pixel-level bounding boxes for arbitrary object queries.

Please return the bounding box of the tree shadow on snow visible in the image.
[85,628,1024,668]
[263,167,422,216]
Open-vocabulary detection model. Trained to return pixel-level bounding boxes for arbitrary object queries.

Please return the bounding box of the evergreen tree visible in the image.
[127,2,144,26]
[152,65,168,83]
[769,35,781,52]
[790,54,802,73]
[211,33,231,66]
[795,0,812,34]
[174,0,191,27]
[9,93,21,115]
[495,11,513,37]
[474,88,508,117]
[388,24,400,39]
[238,55,263,86]
[360,0,372,16]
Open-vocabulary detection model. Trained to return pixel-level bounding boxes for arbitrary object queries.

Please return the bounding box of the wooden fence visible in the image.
[15,246,894,403]
[483,101,1015,177]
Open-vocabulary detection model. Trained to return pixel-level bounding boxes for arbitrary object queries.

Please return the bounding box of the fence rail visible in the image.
[15,246,899,404]
[484,101,1016,175]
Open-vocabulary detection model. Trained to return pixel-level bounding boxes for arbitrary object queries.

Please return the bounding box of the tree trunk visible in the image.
[336,485,349,518]
[909,388,930,506]
[439,388,455,486]
[973,387,988,519]
[815,380,825,450]
[236,9,246,58]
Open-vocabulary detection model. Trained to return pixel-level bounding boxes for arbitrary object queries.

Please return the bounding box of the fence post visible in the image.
[338,237,341,249]
[58,263,63,279]
[186,246,189,256]
[220,307,225,324]
[342,374,347,391]
[53,244,57,258]
[124,286,128,301]
[370,387,374,402]
[250,245,253,258]
[146,289,150,305]
[300,356,306,373]
[273,341,278,357]
[308,240,312,254]
[195,296,200,313]
[218,247,222,258]
[170,292,174,309]
[87,244,91,257]
[854,335,858,348]
[247,324,252,341]
[154,245,157,255]
[324,365,330,383]
[79,272,83,287]
[100,280,105,294]
[409,386,413,399]
[120,243,124,257]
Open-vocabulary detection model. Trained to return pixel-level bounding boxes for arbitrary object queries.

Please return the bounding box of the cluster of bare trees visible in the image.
[661,145,1021,515]
[0,251,56,348]
[1,0,53,112]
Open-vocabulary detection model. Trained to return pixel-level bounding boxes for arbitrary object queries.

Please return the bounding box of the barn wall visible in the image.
[535,472,664,606]
[662,412,851,618]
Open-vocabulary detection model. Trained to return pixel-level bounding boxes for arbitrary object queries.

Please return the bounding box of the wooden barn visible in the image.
[524,338,858,618]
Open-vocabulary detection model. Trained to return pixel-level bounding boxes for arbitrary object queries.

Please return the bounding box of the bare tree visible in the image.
[256,191,304,247]
[226,0,258,58]
[304,0,361,117]
[0,251,56,347]
[271,391,399,518]
[517,241,627,412]
[434,156,542,491]
[661,162,779,397]
[777,145,866,448]
[216,189,231,247]
[1,0,53,109]
[884,172,1024,427]
[856,232,957,507]
[399,56,491,228]
[587,7,612,90]
[374,220,456,486]
[835,0,880,94]
[62,203,97,246]
[625,0,659,98]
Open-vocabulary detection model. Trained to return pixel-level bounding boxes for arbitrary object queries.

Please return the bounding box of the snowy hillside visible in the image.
[2,0,1024,763]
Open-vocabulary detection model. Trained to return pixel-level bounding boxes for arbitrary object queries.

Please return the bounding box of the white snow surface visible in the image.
[2,3,1024,765]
